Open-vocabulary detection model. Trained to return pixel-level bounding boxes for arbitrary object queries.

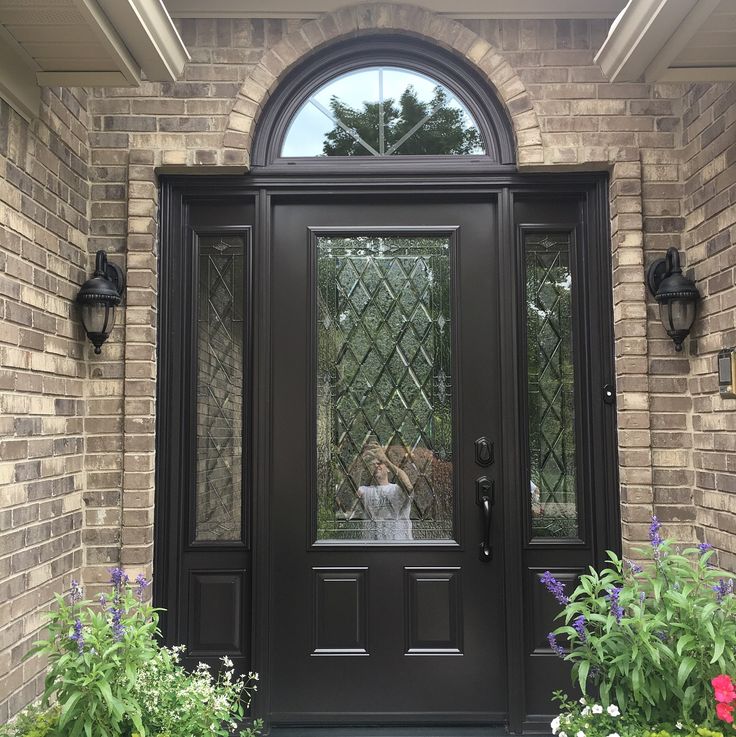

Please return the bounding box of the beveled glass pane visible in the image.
[316,235,454,542]
[525,233,577,539]
[282,66,485,157]
[195,235,245,541]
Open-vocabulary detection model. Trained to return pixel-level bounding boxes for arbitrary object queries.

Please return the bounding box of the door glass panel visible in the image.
[282,66,485,157]
[524,232,577,538]
[316,235,454,542]
[195,234,245,541]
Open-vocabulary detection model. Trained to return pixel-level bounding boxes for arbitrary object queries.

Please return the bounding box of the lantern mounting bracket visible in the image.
[646,256,669,298]
[104,259,126,299]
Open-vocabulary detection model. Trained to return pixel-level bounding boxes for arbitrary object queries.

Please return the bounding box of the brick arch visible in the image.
[222,3,543,168]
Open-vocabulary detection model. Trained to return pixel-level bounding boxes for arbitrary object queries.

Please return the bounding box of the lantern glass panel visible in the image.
[81,303,115,336]
[659,299,695,333]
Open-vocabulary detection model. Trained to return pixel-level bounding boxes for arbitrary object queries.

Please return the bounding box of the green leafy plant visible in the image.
[0,704,59,737]
[551,691,640,737]
[542,518,736,726]
[28,570,158,737]
[23,569,260,737]
[551,691,728,737]
[128,647,260,737]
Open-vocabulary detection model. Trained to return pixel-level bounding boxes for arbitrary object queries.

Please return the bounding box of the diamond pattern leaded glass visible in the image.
[525,233,577,538]
[316,236,454,541]
[195,235,245,541]
[282,66,485,157]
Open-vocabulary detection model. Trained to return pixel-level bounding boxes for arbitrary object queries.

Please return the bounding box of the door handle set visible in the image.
[475,436,496,561]
[476,475,495,561]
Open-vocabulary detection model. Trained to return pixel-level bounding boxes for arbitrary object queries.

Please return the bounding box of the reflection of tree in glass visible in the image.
[323,86,483,156]
[315,237,454,540]
[525,237,576,538]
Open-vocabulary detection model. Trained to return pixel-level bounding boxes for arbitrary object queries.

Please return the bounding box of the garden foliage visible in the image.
[542,518,736,729]
[2,569,259,737]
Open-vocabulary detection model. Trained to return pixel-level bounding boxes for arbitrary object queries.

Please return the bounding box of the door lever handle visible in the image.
[476,476,494,562]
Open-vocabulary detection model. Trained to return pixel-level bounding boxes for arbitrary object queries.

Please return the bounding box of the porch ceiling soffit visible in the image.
[595,0,736,83]
[0,0,189,122]
[222,3,543,169]
[163,0,627,20]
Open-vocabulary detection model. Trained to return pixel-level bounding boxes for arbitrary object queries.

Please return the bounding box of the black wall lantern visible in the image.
[76,250,125,354]
[647,247,699,352]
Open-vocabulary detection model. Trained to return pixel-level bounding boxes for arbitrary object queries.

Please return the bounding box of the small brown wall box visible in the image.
[719,348,736,399]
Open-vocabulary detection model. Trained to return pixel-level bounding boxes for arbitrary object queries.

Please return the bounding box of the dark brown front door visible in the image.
[269,196,506,725]
[156,175,619,733]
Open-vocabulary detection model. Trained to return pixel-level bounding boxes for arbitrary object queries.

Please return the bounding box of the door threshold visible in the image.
[268,728,509,737]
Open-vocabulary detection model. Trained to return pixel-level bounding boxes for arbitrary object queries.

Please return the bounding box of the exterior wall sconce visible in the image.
[76,250,125,354]
[646,247,699,352]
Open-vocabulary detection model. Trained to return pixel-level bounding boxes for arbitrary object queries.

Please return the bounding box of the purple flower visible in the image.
[70,618,84,653]
[626,559,643,575]
[655,630,667,642]
[540,571,570,606]
[699,542,713,555]
[547,632,566,658]
[639,591,646,604]
[572,615,587,643]
[649,516,663,550]
[110,606,125,642]
[607,586,624,623]
[109,567,129,592]
[69,579,83,604]
[134,573,150,601]
[99,594,107,608]
[713,578,734,604]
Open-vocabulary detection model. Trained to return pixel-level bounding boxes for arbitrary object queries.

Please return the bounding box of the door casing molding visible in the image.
[155,171,619,734]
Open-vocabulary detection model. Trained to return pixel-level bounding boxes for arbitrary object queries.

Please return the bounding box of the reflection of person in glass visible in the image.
[357,442,414,541]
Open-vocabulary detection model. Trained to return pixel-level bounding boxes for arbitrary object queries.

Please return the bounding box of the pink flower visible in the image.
[712,675,736,704]
[717,702,734,724]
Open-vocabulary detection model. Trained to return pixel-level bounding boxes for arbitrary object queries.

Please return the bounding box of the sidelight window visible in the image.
[523,232,577,539]
[195,234,246,542]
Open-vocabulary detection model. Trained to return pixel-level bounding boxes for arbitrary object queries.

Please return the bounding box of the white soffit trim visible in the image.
[644,0,723,81]
[594,0,727,83]
[164,0,627,19]
[0,26,40,122]
[657,66,736,83]
[97,0,190,82]
[70,0,141,85]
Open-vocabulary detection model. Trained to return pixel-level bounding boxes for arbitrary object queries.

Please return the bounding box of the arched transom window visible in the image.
[282,66,485,157]
[252,37,516,167]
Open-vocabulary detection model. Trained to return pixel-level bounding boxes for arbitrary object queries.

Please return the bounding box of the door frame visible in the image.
[155,172,619,734]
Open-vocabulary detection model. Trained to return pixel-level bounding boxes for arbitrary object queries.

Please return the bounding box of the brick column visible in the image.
[120,152,158,581]
[610,156,654,550]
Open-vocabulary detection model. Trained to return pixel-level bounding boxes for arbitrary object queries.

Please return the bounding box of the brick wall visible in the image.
[681,82,736,569]
[0,89,89,721]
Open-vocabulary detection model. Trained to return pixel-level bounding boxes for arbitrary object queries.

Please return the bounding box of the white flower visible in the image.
[581,707,591,716]
[606,733,621,737]
[607,705,621,717]
[551,716,561,734]
[577,730,586,737]
[592,705,603,715]
[222,655,233,668]
[676,723,683,730]
[559,731,568,737]
[579,697,587,705]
